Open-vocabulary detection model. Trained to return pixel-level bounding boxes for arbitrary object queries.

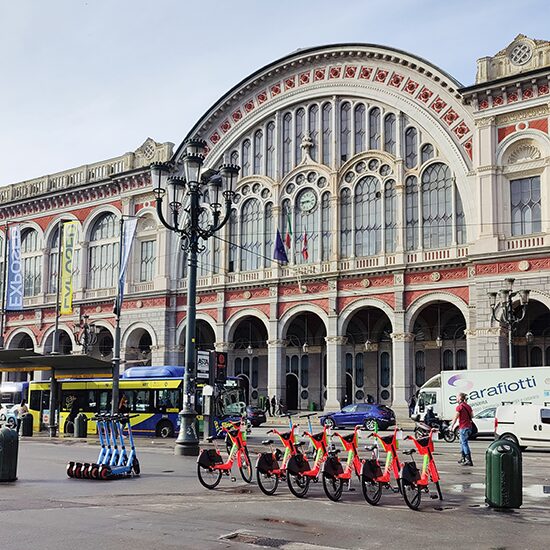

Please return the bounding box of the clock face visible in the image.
[299,190,317,212]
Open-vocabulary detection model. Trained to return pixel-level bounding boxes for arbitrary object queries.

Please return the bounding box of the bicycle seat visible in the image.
[341,433,355,444]
[365,444,377,452]
[403,449,416,456]
[262,439,274,445]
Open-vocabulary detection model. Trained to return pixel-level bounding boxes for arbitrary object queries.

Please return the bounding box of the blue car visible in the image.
[319,403,396,431]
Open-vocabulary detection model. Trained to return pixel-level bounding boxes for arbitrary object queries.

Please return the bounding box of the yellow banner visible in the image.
[60,221,78,315]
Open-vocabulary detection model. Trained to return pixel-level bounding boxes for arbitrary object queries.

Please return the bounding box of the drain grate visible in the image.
[221,532,287,548]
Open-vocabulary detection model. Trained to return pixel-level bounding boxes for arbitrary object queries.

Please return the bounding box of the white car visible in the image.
[472,406,497,438]
[495,404,550,450]
[0,403,17,429]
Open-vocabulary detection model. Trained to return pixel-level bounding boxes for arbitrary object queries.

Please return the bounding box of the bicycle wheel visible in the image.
[322,474,344,502]
[287,473,310,498]
[361,479,383,505]
[402,480,422,510]
[256,469,279,495]
[197,463,222,490]
[443,430,456,443]
[239,448,253,483]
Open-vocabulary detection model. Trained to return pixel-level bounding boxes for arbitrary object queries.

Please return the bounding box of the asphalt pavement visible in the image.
[0,427,549,550]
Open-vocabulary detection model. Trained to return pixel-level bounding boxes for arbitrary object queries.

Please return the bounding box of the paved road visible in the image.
[0,431,549,550]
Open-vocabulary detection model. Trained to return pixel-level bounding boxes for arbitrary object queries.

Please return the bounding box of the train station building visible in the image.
[2,34,550,416]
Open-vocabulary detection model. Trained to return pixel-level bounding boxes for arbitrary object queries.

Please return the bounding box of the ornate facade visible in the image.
[2,35,550,417]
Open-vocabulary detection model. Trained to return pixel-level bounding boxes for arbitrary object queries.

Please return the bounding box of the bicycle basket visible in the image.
[256,452,279,474]
[322,455,344,477]
[286,454,310,475]
[361,458,383,481]
[400,461,421,483]
[197,449,223,468]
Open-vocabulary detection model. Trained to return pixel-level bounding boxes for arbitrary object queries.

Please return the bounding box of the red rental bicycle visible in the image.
[400,428,443,510]
[361,427,403,505]
[286,425,330,498]
[321,424,365,502]
[256,424,301,495]
[196,420,252,489]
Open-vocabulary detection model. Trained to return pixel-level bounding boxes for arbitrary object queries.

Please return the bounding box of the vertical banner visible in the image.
[6,225,22,311]
[60,221,78,315]
[116,217,138,315]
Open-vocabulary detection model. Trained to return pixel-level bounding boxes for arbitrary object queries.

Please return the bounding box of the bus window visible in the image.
[155,389,179,412]
[30,389,42,412]
[98,390,111,413]
[126,390,152,412]
[61,390,96,413]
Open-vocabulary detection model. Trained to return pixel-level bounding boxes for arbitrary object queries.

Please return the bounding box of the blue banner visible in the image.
[6,225,23,311]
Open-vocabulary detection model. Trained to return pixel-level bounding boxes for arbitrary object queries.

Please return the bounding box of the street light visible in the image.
[74,314,98,355]
[152,140,239,456]
[488,278,530,368]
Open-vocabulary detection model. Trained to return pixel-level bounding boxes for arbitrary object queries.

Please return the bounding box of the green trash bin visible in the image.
[309,402,317,411]
[21,413,33,437]
[0,426,19,482]
[74,413,88,438]
[485,438,522,509]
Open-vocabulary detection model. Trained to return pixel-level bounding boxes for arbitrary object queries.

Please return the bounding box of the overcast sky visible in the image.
[1,0,548,185]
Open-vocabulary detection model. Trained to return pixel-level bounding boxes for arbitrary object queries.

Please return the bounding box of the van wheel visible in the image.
[499,433,526,450]
[156,420,174,439]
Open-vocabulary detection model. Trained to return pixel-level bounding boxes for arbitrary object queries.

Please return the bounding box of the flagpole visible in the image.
[111,216,124,415]
[0,222,9,349]
[49,219,64,437]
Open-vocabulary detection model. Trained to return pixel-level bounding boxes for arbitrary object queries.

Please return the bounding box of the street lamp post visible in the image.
[488,277,530,368]
[152,140,239,456]
[74,314,98,355]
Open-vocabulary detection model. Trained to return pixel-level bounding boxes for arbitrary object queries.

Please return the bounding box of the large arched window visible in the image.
[368,107,380,150]
[253,130,263,174]
[340,102,351,162]
[264,202,273,268]
[511,176,541,236]
[384,113,396,155]
[88,213,120,289]
[295,108,305,165]
[282,113,292,174]
[136,216,156,283]
[405,176,419,251]
[321,192,332,261]
[384,179,397,253]
[421,163,453,248]
[241,139,251,177]
[340,188,352,258]
[321,103,332,166]
[308,105,319,161]
[354,104,366,154]
[21,228,41,296]
[295,187,320,264]
[405,127,418,168]
[228,209,238,272]
[240,198,262,271]
[266,122,275,178]
[354,176,381,256]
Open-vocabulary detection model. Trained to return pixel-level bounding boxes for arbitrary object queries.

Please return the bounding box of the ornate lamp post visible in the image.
[74,314,98,355]
[488,278,530,368]
[151,140,239,456]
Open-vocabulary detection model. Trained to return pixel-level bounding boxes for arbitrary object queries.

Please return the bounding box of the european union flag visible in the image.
[273,229,289,264]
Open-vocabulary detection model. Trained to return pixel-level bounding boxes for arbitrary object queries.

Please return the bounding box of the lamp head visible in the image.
[487,291,498,308]
[219,163,240,195]
[519,289,530,305]
[302,341,309,354]
[436,335,443,348]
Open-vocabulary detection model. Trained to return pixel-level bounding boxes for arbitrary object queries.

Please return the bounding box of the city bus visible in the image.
[27,366,246,438]
[0,381,29,405]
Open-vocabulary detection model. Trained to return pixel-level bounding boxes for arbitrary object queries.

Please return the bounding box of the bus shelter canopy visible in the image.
[21,354,113,379]
[0,349,44,372]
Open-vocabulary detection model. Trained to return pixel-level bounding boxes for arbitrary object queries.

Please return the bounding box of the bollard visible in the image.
[485,438,522,509]
[0,427,19,482]
[21,413,33,437]
[74,413,88,438]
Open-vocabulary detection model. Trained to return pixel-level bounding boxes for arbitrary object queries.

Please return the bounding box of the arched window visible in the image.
[295,188,319,264]
[322,103,332,166]
[384,113,396,155]
[368,107,380,150]
[251,357,259,388]
[253,130,263,174]
[230,150,239,166]
[197,210,211,277]
[295,108,305,165]
[240,199,262,271]
[228,209,238,272]
[89,213,119,289]
[355,353,364,387]
[415,351,425,386]
[530,346,543,367]
[456,191,466,245]
[282,113,292,174]
[354,176,381,257]
[300,355,309,387]
[405,176,419,251]
[266,122,275,178]
[456,349,467,370]
[340,188,352,258]
[511,176,541,236]
[421,163,453,248]
[421,143,434,164]
[384,179,397,253]
[380,352,391,388]
[290,355,299,375]
[264,202,273,268]
[48,224,81,294]
[354,104,366,154]
[242,357,250,378]
[321,192,331,261]
[21,228,41,296]
[235,357,242,376]
[405,127,418,168]
[136,216,156,283]
[340,102,351,162]
[308,105,319,161]
[443,349,454,370]
[241,139,251,177]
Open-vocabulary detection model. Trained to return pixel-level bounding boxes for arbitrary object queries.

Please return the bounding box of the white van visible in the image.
[495,403,550,450]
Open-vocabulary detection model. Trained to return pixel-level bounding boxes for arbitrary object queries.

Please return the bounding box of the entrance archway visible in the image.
[286,373,299,411]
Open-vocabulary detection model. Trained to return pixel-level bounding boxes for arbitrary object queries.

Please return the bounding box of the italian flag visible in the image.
[285,211,292,249]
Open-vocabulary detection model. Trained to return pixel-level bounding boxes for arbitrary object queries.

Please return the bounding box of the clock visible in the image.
[299,190,317,212]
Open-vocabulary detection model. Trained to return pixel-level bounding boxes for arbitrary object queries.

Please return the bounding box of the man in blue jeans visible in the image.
[452,392,474,466]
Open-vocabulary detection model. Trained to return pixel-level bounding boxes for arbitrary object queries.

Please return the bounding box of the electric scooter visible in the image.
[98,414,140,480]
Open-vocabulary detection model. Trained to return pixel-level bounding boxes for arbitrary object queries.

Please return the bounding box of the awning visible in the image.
[0,349,44,372]
[21,355,113,379]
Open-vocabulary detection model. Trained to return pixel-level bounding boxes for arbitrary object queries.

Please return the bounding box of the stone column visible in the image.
[267,339,287,402]
[390,332,415,420]
[324,336,347,410]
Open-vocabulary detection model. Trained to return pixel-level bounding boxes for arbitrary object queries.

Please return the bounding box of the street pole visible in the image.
[111,217,125,415]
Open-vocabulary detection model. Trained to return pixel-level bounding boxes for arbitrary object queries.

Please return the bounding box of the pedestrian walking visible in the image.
[452,392,474,466]
[15,399,29,433]
[277,398,286,416]
[408,393,417,417]
[265,396,272,417]
[271,396,277,416]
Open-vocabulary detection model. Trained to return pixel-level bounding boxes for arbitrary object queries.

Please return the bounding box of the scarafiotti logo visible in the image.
[448,374,474,391]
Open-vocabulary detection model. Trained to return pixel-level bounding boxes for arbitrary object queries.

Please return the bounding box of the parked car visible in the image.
[0,403,17,429]
[471,406,497,439]
[495,403,550,450]
[246,405,267,427]
[319,403,396,430]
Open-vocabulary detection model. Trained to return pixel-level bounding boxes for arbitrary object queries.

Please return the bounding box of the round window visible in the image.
[251,390,258,400]
[380,390,390,400]
[301,390,309,400]
[355,389,365,401]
